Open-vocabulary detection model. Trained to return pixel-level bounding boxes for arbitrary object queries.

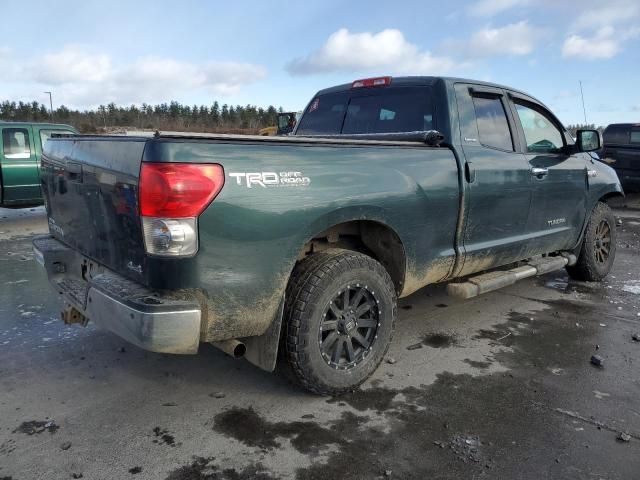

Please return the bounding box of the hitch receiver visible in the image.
[61,306,89,327]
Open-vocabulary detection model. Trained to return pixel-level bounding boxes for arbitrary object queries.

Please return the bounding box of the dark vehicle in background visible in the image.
[0,121,78,207]
[33,76,622,395]
[600,123,640,192]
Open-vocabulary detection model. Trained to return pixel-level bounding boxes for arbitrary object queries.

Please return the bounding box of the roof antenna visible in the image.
[579,81,588,125]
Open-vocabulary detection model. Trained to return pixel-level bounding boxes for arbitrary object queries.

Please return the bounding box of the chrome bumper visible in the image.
[32,235,201,354]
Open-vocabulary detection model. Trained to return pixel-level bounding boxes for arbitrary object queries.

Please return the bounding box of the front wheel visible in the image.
[284,249,397,396]
[567,201,617,282]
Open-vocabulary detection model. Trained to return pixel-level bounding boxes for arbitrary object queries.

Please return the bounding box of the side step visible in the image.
[446,253,577,300]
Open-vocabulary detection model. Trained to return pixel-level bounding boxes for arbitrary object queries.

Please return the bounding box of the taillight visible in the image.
[139,162,224,257]
[140,163,224,218]
[351,76,392,88]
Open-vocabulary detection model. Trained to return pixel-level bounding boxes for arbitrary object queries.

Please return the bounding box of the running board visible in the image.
[446,253,577,300]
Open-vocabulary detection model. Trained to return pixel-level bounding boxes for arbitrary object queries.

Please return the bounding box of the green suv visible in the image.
[0,121,78,207]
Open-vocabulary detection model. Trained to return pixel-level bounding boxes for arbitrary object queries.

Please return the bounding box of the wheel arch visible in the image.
[573,188,623,251]
[294,217,407,295]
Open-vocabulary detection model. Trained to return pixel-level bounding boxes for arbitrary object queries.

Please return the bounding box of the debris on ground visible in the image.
[590,355,604,367]
[617,432,631,442]
[406,343,423,351]
[12,420,59,435]
[71,474,83,479]
[162,402,178,407]
[449,434,482,464]
[209,392,226,399]
[152,427,176,447]
[128,466,143,474]
[386,357,397,364]
[60,441,71,450]
[384,470,392,477]
[632,333,640,342]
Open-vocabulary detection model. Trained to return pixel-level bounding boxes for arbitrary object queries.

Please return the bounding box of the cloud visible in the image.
[552,89,578,101]
[444,21,541,58]
[572,0,640,30]
[32,46,111,84]
[1,45,266,108]
[286,28,457,76]
[562,0,640,61]
[562,26,634,60]
[468,0,530,17]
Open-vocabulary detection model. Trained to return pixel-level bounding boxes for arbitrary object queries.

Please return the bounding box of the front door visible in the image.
[454,83,533,276]
[508,98,587,253]
[1,126,39,204]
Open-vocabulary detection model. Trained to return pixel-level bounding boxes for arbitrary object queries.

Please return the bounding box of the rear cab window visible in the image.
[630,130,640,144]
[296,87,434,135]
[39,129,75,150]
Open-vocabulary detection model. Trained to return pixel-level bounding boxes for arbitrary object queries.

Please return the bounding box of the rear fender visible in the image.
[242,206,406,372]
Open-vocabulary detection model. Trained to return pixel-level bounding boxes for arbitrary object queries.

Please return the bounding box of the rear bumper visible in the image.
[32,235,201,354]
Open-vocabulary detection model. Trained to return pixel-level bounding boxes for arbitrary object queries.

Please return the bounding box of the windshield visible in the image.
[296,87,434,136]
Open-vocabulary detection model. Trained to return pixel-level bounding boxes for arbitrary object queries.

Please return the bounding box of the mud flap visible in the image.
[240,296,285,372]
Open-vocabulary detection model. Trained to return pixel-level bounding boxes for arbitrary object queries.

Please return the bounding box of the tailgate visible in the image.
[40,136,148,284]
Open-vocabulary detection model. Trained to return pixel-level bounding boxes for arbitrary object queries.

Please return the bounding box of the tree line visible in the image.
[0,100,286,133]
[1,100,605,136]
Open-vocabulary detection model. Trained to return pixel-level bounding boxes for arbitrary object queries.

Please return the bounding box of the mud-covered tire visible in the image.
[284,249,397,396]
[566,202,616,282]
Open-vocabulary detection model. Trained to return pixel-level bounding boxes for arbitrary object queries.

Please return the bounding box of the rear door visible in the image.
[507,94,587,253]
[0,125,39,203]
[454,83,533,276]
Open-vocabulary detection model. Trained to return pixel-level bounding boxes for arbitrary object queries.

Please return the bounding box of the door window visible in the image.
[471,95,514,151]
[2,128,31,159]
[630,131,640,144]
[514,103,564,153]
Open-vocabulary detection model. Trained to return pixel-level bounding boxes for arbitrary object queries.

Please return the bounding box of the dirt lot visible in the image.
[1,204,639,480]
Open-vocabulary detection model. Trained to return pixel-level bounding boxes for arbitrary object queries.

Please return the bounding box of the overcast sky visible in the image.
[1,0,639,126]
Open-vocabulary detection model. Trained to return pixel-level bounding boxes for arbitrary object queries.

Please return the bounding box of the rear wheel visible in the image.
[284,249,396,396]
[567,202,616,281]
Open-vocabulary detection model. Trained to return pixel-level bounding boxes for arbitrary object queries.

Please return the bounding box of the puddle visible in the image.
[621,280,640,294]
[422,332,457,348]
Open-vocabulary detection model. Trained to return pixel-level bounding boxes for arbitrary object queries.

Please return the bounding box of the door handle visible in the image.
[531,167,548,178]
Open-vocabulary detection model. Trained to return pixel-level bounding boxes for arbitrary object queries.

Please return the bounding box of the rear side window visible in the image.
[631,131,640,144]
[2,128,31,159]
[296,88,434,135]
[471,96,514,151]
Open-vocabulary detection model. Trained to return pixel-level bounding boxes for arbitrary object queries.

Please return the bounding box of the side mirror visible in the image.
[577,129,601,152]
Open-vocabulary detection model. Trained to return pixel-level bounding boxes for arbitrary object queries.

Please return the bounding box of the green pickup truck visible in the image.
[0,121,78,207]
[33,77,622,395]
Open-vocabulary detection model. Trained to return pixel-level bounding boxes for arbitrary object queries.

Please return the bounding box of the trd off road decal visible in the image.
[228,171,311,188]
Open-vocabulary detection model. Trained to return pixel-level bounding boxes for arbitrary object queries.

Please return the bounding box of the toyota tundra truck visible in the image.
[33,76,623,395]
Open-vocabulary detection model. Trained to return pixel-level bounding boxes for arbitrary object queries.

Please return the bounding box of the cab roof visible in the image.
[315,76,530,96]
[0,120,77,130]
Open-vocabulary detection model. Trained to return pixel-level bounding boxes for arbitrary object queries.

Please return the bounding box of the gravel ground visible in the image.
[0,203,639,480]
